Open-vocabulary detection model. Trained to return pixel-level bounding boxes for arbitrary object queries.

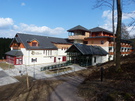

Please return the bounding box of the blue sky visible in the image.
[0,0,135,38]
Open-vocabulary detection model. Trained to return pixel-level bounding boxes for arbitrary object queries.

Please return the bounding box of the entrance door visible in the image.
[62,56,66,62]
[15,57,23,65]
[54,57,56,62]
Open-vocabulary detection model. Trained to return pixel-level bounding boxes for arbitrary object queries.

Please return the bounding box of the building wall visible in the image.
[86,38,109,47]
[8,42,71,65]
[20,48,68,65]
[86,38,110,62]
[74,40,83,44]
[92,55,106,66]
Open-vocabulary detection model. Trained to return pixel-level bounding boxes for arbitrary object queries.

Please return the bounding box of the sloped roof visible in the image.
[66,43,108,56]
[5,50,23,56]
[13,33,72,50]
[67,25,89,32]
[89,27,113,34]
[85,36,132,44]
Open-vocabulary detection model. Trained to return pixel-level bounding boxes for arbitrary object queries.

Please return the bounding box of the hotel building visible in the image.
[6,25,133,66]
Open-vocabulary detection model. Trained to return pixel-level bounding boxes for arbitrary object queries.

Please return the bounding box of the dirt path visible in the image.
[48,76,84,101]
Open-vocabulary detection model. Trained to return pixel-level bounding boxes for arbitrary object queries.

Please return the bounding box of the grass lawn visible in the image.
[0,62,14,70]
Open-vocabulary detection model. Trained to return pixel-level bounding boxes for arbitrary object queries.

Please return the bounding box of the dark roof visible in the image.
[67,25,89,32]
[89,27,113,34]
[5,50,23,56]
[85,36,132,44]
[66,43,108,56]
[13,33,72,50]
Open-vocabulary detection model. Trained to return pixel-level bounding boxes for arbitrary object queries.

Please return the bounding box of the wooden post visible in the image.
[100,67,104,82]
[26,73,29,89]
[26,65,29,89]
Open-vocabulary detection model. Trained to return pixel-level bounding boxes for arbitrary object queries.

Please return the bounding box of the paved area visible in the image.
[0,63,86,100]
[5,63,86,80]
[48,76,84,101]
[0,68,18,86]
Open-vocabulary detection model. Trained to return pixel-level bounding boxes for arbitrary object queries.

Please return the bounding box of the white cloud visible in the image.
[0,18,14,29]
[0,17,66,38]
[19,23,66,35]
[101,10,135,37]
[21,2,25,6]
[122,11,135,20]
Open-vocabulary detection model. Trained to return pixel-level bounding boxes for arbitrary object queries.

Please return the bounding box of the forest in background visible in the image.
[0,38,12,59]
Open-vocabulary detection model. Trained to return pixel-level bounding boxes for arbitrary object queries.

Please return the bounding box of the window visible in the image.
[61,47,64,50]
[83,41,88,44]
[94,57,96,63]
[48,50,49,55]
[101,40,104,44]
[45,50,48,56]
[108,56,112,61]
[109,47,112,51]
[43,50,45,54]
[50,50,52,55]
[32,42,37,46]
[31,58,37,62]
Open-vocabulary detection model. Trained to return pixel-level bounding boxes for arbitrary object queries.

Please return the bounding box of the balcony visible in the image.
[13,47,21,50]
[68,35,87,40]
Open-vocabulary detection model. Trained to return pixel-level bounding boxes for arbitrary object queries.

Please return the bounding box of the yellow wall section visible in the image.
[54,43,72,49]
[86,38,109,47]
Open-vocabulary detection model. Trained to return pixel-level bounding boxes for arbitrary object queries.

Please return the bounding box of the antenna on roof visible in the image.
[97,20,100,27]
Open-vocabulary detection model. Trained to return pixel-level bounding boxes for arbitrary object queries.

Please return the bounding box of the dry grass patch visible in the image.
[0,62,14,70]
[0,75,64,101]
[45,67,72,74]
[77,52,135,101]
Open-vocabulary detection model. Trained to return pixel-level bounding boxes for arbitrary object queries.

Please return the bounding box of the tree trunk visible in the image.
[112,0,116,62]
[116,0,122,70]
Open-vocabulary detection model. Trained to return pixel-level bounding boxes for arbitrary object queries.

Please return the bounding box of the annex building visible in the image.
[5,25,133,66]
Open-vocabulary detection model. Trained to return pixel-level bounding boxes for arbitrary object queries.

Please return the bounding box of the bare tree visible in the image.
[121,23,130,39]
[115,0,122,70]
[93,0,135,69]
[128,17,135,34]
[93,0,116,61]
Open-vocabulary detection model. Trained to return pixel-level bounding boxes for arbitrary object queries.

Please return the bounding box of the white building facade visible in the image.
[6,33,71,65]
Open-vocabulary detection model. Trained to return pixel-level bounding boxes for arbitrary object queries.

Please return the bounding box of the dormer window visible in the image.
[32,42,37,46]
[27,39,39,47]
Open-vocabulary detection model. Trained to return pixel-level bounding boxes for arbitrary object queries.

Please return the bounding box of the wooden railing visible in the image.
[13,47,21,50]
[68,35,87,40]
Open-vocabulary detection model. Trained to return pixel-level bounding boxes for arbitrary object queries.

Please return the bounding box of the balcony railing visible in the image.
[13,47,21,50]
[68,35,87,40]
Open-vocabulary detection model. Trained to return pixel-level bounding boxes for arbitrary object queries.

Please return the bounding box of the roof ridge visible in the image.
[17,33,65,39]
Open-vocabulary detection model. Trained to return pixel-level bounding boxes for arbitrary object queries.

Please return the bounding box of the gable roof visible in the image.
[5,50,23,56]
[89,27,113,34]
[67,25,89,32]
[66,43,108,56]
[13,33,72,50]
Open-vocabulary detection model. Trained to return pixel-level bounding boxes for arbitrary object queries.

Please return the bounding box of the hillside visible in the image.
[78,51,135,101]
[0,51,135,101]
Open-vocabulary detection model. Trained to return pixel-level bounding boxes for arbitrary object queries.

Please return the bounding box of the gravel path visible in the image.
[48,76,84,101]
